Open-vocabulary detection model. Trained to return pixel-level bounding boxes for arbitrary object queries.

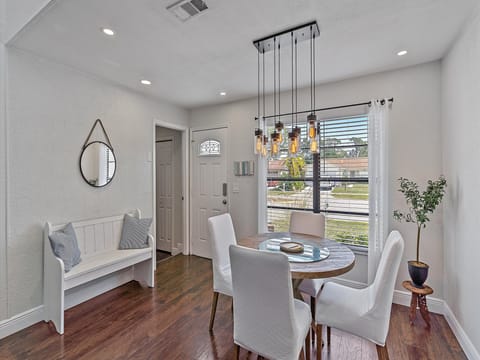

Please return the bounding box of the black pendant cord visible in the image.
[313,33,316,113]
[291,32,294,130]
[273,37,277,128]
[257,43,260,126]
[310,25,313,112]
[278,42,281,122]
[295,38,298,127]
[259,98,394,120]
[263,49,266,134]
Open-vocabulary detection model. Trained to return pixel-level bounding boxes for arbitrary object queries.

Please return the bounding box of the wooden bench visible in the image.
[43,209,155,334]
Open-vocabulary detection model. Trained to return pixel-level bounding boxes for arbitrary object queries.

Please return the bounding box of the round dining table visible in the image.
[239,232,356,299]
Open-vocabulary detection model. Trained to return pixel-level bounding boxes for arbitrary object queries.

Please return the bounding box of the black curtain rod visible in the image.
[256,98,394,121]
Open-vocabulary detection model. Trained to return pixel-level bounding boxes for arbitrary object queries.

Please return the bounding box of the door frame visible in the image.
[189,125,229,257]
[152,119,190,256]
[155,136,174,253]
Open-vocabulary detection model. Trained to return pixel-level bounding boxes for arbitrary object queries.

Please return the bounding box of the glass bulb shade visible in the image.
[289,138,297,154]
[310,138,319,153]
[295,134,300,152]
[278,131,283,143]
[255,135,263,154]
[271,141,279,155]
[261,144,267,157]
[288,132,297,155]
[308,120,317,139]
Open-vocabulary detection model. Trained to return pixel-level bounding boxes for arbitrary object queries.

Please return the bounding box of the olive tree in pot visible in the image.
[393,176,447,288]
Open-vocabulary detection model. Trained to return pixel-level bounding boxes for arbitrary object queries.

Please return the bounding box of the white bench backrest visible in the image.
[47,209,140,260]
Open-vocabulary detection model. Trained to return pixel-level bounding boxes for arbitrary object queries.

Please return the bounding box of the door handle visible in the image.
[222,199,227,205]
[222,183,227,197]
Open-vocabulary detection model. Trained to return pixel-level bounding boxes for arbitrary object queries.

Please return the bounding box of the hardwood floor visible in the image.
[156,250,171,264]
[0,255,466,360]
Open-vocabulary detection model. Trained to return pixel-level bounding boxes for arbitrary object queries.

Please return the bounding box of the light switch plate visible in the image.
[232,183,240,193]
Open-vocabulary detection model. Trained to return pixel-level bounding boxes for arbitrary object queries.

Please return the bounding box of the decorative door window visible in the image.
[198,139,221,156]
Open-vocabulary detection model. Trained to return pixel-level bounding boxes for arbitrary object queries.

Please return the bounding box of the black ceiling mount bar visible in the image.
[255,98,394,121]
[253,21,320,53]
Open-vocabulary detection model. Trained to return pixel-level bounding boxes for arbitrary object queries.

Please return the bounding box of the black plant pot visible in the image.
[408,260,429,288]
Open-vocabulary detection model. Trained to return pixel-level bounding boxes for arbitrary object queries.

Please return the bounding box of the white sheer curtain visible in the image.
[368,99,390,284]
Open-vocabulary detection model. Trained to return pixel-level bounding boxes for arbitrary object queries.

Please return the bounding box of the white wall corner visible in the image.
[0,305,44,339]
[443,302,480,360]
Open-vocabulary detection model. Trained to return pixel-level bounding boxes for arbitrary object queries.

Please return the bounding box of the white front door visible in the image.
[156,140,173,252]
[191,127,228,258]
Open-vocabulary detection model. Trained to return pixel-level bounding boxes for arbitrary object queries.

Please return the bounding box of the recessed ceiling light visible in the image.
[141,79,152,85]
[219,91,227,96]
[102,28,115,36]
[397,50,408,56]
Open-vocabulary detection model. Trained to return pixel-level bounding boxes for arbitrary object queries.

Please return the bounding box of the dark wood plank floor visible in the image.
[0,255,466,360]
[156,250,171,264]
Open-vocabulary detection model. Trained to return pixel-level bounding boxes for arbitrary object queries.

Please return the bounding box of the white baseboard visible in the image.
[0,305,45,339]
[393,289,445,315]
[443,302,480,360]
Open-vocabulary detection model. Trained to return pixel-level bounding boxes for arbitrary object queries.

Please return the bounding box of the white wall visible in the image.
[441,6,480,356]
[155,126,184,253]
[5,0,51,42]
[3,48,188,319]
[191,61,443,292]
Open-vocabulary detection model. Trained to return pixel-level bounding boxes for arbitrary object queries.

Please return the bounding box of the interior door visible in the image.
[156,140,173,252]
[191,127,228,258]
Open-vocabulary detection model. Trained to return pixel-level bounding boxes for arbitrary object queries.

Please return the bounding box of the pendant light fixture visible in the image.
[270,37,280,158]
[254,44,263,155]
[288,32,297,156]
[307,25,319,154]
[293,36,301,155]
[252,21,320,158]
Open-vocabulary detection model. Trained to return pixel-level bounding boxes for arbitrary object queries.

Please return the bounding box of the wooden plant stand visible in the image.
[402,280,433,328]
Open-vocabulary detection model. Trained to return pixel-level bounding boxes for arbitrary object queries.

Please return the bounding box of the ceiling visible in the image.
[10,0,478,109]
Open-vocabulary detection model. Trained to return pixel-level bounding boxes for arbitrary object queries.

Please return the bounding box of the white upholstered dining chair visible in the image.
[289,211,326,317]
[229,245,312,360]
[314,230,404,360]
[207,213,236,331]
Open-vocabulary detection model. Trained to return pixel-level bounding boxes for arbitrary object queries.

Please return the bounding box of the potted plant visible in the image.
[393,176,447,288]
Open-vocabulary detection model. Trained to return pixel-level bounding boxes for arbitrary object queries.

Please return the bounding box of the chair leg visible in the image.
[311,296,316,345]
[327,326,331,347]
[209,291,219,331]
[305,329,311,360]
[376,343,389,360]
[316,324,322,360]
[234,344,240,360]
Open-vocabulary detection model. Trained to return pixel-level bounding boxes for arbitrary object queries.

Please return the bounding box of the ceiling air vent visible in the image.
[167,0,208,22]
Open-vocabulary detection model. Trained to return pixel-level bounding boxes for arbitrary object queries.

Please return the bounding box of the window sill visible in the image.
[347,244,368,255]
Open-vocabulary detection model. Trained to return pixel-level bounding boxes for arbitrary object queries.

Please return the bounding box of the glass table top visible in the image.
[258,237,330,263]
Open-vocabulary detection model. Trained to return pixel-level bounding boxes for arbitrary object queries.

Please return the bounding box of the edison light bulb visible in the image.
[308,121,316,139]
[255,136,263,153]
[310,138,318,153]
[272,141,279,155]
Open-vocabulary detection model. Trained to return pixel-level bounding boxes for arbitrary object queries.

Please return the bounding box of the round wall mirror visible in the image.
[79,141,116,187]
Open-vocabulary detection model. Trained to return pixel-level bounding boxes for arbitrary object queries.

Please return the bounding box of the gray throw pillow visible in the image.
[48,223,82,272]
[119,214,152,249]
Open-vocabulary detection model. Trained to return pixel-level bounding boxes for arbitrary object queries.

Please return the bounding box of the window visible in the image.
[199,139,221,156]
[266,115,369,247]
[106,147,115,181]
